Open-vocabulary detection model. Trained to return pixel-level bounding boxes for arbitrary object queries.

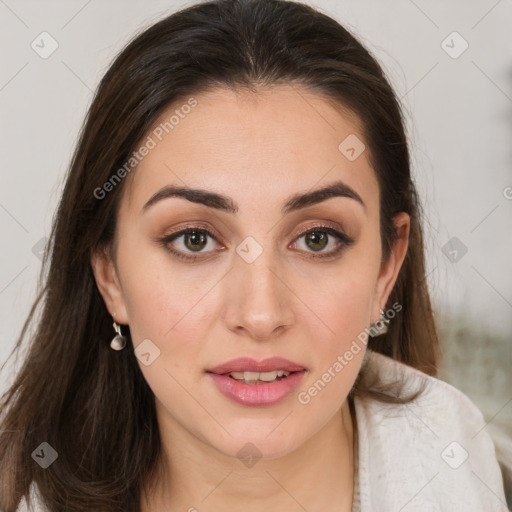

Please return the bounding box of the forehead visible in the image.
[121,83,378,215]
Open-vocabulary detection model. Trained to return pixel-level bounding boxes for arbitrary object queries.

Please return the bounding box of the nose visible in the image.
[222,247,295,342]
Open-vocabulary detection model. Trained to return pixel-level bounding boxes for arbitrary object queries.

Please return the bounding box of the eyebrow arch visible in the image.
[141,179,365,216]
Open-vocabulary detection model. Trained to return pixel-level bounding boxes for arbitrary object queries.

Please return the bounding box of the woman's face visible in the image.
[92,84,408,460]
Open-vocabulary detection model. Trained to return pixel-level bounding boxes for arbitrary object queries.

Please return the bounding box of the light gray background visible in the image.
[1,1,511,428]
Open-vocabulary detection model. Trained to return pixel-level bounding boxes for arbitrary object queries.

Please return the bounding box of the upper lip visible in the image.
[207,357,306,374]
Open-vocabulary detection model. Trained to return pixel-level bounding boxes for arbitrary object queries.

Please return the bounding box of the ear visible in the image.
[90,248,129,325]
[371,212,410,321]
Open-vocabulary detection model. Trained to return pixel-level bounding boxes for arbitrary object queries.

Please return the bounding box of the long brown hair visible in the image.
[0,0,438,510]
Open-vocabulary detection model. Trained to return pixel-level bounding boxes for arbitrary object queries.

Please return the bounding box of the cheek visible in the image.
[300,252,380,345]
[293,269,376,415]
[335,268,376,329]
[293,239,381,406]
[117,231,213,340]
[121,272,181,341]
[116,243,224,388]
[118,263,213,417]
[307,273,373,378]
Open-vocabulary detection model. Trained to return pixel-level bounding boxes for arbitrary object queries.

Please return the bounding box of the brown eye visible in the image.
[303,231,328,252]
[159,227,221,261]
[182,231,208,252]
[293,226,354,260]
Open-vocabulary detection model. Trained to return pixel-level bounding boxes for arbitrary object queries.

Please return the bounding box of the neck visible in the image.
[142,398,356,512]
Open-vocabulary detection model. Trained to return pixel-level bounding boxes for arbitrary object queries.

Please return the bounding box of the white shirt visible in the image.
[16,349,509,511]
[352,350,508,511]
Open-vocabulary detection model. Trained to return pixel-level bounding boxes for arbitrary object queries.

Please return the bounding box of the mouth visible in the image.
[206,356,307,406]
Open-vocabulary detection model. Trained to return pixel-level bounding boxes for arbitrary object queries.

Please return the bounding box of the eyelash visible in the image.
[158,224,354,262]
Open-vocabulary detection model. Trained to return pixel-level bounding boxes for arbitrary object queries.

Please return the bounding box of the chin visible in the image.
[206,424,307,463]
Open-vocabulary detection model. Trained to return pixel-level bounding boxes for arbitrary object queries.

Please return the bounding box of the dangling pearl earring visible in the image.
[110,314,127,351]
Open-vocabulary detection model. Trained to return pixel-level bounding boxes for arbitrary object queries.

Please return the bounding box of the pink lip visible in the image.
[207,370,307,406]
[207,356,306,374]
[206,357,307,406]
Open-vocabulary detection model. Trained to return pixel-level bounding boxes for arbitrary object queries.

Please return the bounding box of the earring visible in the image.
[110,316,127,351]
[369,308,391,337]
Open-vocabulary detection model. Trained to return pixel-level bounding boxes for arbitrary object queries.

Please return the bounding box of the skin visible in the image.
[91,83,409,511]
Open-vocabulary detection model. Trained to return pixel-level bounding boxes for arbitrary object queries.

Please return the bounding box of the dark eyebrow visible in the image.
[283,180,365,214]
[141,180,365,215]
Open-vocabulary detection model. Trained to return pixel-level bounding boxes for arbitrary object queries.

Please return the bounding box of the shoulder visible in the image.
[359,348,489,423]
[353,349,508,511]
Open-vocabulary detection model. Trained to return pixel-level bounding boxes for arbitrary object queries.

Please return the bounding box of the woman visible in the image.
[0,0,507,511]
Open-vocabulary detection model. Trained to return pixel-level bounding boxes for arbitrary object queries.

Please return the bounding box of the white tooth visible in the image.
[257,371,279,382]
[243,371,261,381]
[228,370,292,382]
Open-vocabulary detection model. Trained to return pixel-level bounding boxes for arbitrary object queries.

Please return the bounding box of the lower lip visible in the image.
[207,371,306,406]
